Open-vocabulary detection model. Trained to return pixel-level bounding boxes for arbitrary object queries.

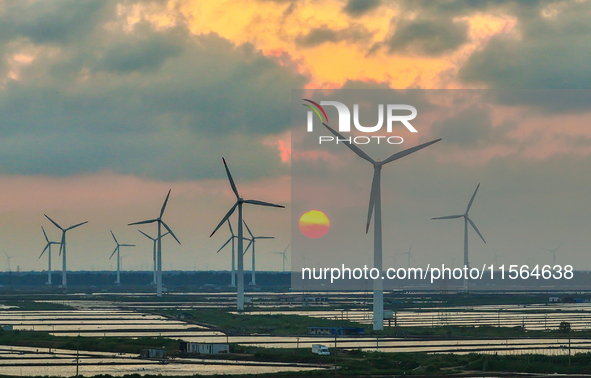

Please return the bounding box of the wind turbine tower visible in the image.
[243,220,274,285]
[109,231,135,284]
[323,122,441,331]
[431,184,486,291]
[129,190,180,297]
[44,215,88,288]
[39,226,60,285]
[210,158,284,311]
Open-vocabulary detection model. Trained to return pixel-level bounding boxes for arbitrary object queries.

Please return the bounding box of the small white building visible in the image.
[549,297,561,303]
[181,342,229,355]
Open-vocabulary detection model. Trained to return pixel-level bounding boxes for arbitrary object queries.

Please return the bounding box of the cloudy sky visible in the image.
[1,0,590,274]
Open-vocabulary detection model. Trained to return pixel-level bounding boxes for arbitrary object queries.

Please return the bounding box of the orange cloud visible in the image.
[115,0,517,89]
[169,0,516,89]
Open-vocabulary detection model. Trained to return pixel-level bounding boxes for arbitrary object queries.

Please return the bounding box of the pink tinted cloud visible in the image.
[263,131,292,163]
[0,172,291,213]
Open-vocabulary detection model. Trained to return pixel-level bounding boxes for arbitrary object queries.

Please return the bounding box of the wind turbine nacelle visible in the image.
[306,101,418,133]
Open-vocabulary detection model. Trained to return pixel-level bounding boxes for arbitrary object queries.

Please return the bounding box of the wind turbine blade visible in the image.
[257,236,274,239]
[217,237,232,253]
[161,221,181,245]
[39,245,49,259]
[129,219,158,226]
[283,243,290,253]
[42,226,50,242]
[555,243,563,252]
[58,234,65,256]
[466,183,480,213]
[243,199,284,208]
[66,221,88,231]
[431,215,463,220]
[109,247,118,259]
[110,230,118,245]
[366,170,378,233]
[222,157,240,199]
[121,244,135,247]
[162,231,170,238]
[322,123,376,164]
[244,239,254,255]
[467,217,486,244]
[227,219,234,236]
[243,220,254,238]
[138,230,155,240]
[380,138,442,165]
[210,202,238,237]
[44,215,64,231]
[160,189,172,218]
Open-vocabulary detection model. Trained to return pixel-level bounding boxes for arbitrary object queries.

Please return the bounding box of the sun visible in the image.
[299,210,330,239]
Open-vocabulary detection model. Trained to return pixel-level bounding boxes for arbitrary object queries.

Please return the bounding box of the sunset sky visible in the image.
[1,0,591,273]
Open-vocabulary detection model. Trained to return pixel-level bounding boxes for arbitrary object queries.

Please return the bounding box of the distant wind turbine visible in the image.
[120,254,129,271]
[4,252,14,273]
[128,189,180,297]
[432,184,486,291]
[44,215,88,288]
[216,220,239,287]
[243,220,274,285]
[396,243,416,268]
[541,244,562,266]
[491,248,502,266]
[138,230,170,285]
[210,157,284,311]
[109,231,135,285]
[273,244,290,272]
[323,122,441,331]
[39,226,60,285]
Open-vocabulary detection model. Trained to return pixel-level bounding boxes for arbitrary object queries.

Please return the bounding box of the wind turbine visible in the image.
[120,254,129,271]
[323,123,440,331]
[128,189,180,297]
[216,220,238,287]
[431,184,486,291]
[138,230,170,285]
[396,243,416,268]
[542,244,562,266]
[109,231,135,285]
[243,220,274,285]
[4,252,14,272]
[491,248,502,266]
[39,226,60,285]
[44,215,88,288]
[273,244,290,272]
[210,157,284,311]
